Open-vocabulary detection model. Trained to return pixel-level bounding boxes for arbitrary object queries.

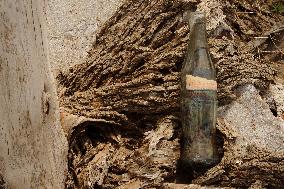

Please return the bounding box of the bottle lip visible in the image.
[189,11,206,28]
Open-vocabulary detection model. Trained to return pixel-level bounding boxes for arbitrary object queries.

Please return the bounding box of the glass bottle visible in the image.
[180,11,218,169]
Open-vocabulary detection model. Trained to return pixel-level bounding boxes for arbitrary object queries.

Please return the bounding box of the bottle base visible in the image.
[176,158,218,183]
[179,158,218,171]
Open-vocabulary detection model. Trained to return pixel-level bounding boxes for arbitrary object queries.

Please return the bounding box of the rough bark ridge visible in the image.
[57,0,283,188]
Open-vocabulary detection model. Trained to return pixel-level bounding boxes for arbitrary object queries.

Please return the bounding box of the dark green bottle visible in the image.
[180,12,218,169]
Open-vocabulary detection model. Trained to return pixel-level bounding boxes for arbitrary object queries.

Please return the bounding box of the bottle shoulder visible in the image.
[182,48,216,80]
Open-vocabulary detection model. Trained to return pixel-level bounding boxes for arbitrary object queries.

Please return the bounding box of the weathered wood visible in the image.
[0,0,67,188]
[57,0,283,188]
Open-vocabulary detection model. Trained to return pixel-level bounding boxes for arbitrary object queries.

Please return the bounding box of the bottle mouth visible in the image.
[189,11,206,28]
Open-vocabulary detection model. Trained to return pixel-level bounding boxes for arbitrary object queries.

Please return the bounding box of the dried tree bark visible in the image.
[57,0,283,188]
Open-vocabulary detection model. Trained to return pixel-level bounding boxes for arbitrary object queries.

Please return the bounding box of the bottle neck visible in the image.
[190,21,207,50]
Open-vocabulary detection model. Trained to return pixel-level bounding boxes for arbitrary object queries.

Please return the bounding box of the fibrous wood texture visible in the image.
[57,0,283,188]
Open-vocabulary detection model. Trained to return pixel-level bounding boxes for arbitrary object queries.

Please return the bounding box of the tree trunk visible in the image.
[0,0,67,188]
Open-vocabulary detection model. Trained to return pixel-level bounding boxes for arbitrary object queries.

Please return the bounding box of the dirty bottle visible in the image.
[180,12,218,169]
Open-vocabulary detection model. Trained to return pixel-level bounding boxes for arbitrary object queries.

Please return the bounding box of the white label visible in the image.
[186,75,217,90]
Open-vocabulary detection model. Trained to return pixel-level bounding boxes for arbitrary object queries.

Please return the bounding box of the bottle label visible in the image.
[186,75,217,90]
